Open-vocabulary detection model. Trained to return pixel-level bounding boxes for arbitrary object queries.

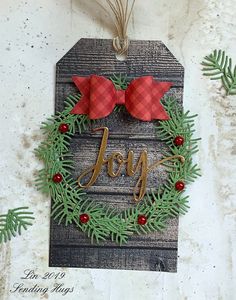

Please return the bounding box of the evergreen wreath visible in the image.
[0,207,34,243]
[35,75,200,245]
[202,49,236,95]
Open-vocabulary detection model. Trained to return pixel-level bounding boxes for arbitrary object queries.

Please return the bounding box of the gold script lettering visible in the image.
[77,127,109,188]
[77,127,185,202]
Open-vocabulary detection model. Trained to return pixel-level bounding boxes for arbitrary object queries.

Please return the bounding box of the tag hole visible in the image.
[116,52,128,61]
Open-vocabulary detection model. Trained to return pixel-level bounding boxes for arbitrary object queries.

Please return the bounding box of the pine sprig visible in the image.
[35,77,201,245]
[157,97,201,186]
[110,98,201,243]
[35,94,90,197]
[0,207,34,243]
[202,50,236,95]
[110,74,128,90]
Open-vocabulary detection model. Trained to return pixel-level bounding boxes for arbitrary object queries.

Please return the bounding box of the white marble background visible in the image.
[0,0,236,299]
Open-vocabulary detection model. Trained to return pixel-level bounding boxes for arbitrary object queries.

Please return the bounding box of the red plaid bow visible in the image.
[70,75,172,121]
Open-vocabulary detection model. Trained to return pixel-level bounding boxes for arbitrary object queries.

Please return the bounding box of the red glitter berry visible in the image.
[137,215,148,225]
[79,213,90,224]
[59,123,69,134]
[174,136,184,146]
[52,173,63,183]
[175,181,185,191]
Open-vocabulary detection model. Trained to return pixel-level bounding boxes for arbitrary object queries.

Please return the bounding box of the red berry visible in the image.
[174,136,184,146]
[79,213,90,224]
[137,215,148,225]
[175,181,185,191]
[52,173,63,183]
[59,123,69,133]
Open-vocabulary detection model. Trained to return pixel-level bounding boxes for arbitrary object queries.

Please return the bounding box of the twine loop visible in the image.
[113,36,129,54]
[96,0,135,54]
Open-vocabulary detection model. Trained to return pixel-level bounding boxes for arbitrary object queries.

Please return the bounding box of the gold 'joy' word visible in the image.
[77,127,185,202]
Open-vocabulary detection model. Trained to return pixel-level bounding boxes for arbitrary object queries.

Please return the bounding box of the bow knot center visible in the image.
[115,89,126,105]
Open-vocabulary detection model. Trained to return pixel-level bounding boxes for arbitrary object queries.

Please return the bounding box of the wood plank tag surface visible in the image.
[50,38,184,272]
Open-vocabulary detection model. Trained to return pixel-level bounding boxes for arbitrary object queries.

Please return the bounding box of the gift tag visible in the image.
[47,38,188,272]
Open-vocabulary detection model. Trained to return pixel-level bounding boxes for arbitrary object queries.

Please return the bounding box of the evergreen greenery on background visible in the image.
[202,49,236,95]
[35,76,201,245]
[0,207,34,243]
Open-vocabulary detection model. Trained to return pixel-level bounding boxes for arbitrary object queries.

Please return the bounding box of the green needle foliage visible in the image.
[110,74,128,90]
[202,49,236,95]
[35,76,201,245]
[0,207,34,243]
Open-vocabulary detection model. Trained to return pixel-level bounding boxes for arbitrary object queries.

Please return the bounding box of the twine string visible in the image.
[96,0,135,54]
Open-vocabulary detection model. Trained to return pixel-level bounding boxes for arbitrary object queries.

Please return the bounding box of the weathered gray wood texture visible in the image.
[50,39,184,272]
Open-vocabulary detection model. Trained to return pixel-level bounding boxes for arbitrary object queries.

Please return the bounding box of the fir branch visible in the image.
[0,207,34,243]
[110,74,128,90]
[35,93,90,196]
[202,50,236,95]
[156,97,201,191]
